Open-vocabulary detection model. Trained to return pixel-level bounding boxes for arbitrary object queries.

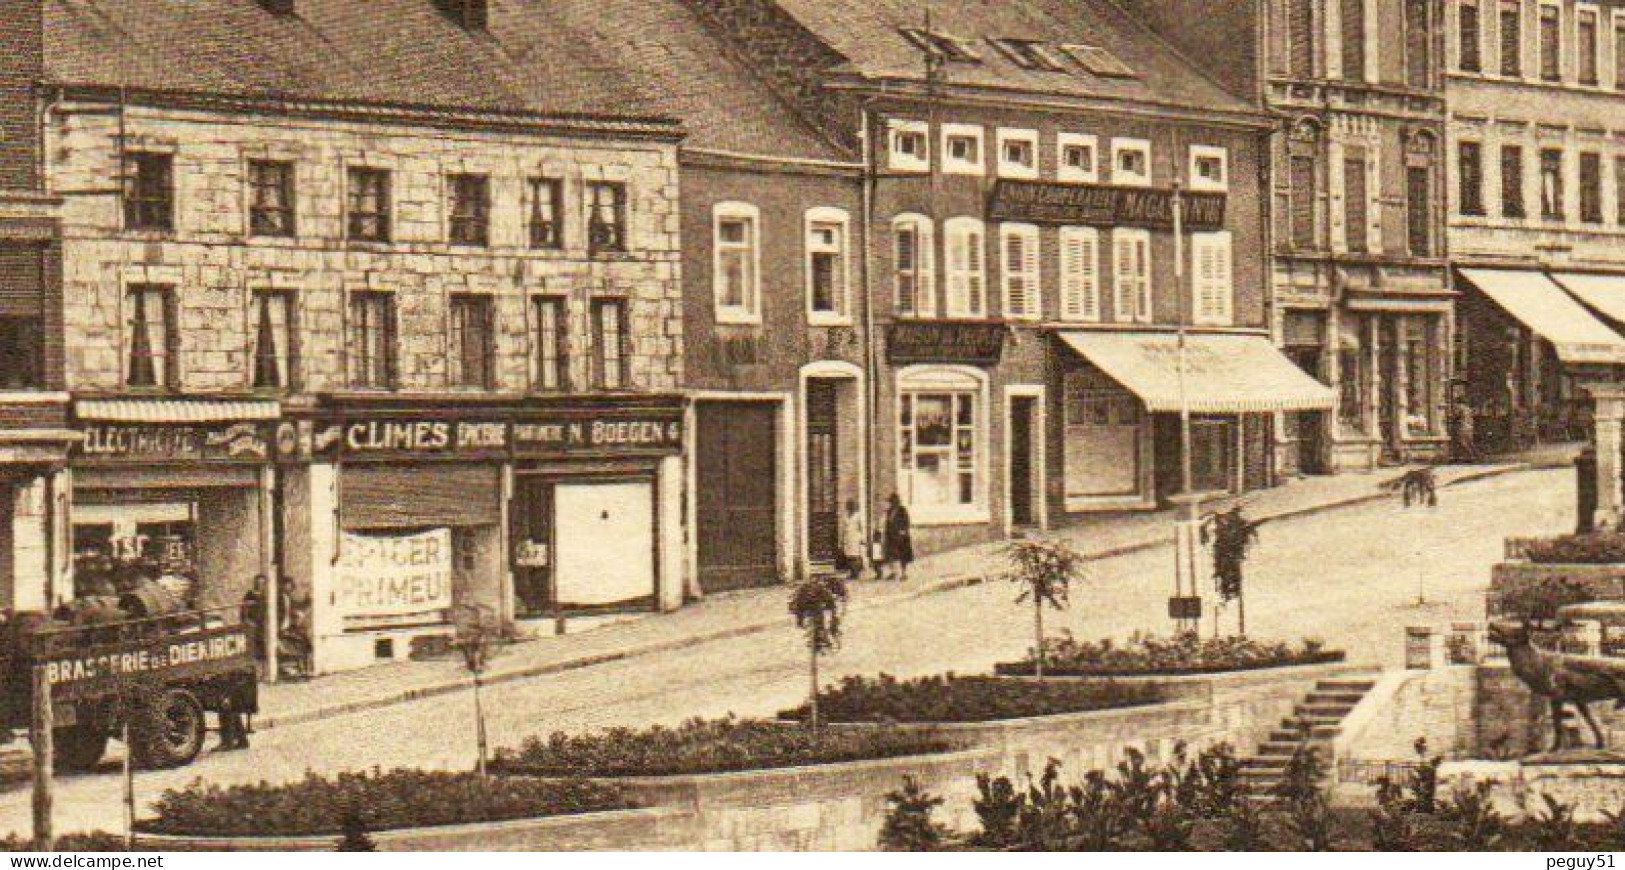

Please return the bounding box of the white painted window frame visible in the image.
[888,119,931,173]
[1111,137,1153,187]
[804,206,853,326]
[998,222,1042,321]
[996,128,1041,180]
[941,123,986,176]
[712,201,762,326]
[1188,144,1229,192]
[1057,132,1100,184]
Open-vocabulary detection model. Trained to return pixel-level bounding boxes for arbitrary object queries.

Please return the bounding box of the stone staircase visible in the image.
[1239,673,1379,799]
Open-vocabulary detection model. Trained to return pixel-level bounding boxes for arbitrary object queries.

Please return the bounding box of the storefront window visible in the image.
[898,367,985,520]
[1404,316,1440,434]
[1063,371,1141,499]
[1338,315,1368,433]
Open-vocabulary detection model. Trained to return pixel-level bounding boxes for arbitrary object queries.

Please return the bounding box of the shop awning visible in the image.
[1058,332,1336,414]
[1552,272,1625,329]
[1458,268,1625,364]
[74,399,282,423]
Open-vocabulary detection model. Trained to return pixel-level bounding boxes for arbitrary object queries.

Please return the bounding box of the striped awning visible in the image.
[1059,331,1336,414]
[74,399,282,423]
[1459,268,1625,364]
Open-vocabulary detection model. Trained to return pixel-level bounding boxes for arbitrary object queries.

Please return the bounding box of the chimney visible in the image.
[434,0,488,30]
[0,0,44,191]
[258,0,297,15]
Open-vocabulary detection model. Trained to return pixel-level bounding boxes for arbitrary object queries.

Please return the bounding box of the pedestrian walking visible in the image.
[840,499,866,581]
[882,494,914,581]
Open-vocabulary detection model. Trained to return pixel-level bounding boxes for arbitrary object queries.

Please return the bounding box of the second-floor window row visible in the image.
[1457,140,1624,225]
[119,154,629,251]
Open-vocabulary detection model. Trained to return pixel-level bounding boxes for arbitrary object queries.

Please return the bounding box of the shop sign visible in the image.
[887,322,1006,365]
[512,416,684,457]
[332,420,510,458]
[987,180,1226,231]
[77,423,269,462]
[334,529,454,629]
[42,626,251,701]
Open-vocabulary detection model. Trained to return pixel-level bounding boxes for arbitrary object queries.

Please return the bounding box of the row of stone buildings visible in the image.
[0,0,1618,674]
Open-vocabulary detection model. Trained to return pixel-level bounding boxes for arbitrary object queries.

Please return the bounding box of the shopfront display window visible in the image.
[897,367,985,521]
[1403,316,1441,435]
[1338,315,1369,434]
[1063,371,1141,499]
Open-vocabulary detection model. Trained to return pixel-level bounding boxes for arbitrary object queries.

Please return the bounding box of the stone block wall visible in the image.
[48,102,683,395]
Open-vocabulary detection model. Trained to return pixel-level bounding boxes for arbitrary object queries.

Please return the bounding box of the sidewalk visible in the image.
[253,450,1575,730]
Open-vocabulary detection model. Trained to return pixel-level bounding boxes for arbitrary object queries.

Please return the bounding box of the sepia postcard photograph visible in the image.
[0,0,1621,858]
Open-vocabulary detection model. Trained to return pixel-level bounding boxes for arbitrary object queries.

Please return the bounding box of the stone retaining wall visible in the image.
[141,662,1362,851]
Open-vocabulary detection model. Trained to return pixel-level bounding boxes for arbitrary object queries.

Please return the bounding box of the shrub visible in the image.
[781,673,1159,724]
[1444,781,1505,850]
[140,769,634,837]
[1525,531,1625,565]
[878,777,950,852]
[1493,573,1598,622]
[1002,631,1342,677]
[492,715,952,778]
[0,832,130,851]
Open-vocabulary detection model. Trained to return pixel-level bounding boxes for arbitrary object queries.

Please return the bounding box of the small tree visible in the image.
[789,573,848,732]
[1005,538,1087,678]
[878,776,950,851]
[335,809,376,852]
[1204,507,1260,637]
[452,605,503,777]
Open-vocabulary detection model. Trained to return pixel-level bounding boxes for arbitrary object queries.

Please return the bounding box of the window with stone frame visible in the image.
[1343,0,1366,81]
[1500,0,1523,75]
[1540,3,1561,81]
[1541,147,1565,219]
[1403,316,1440,434]
[123,152,174,232]
[806,208,851,322]
[590,298,629,391]
[1616,17,1625,88]
[1285,0,1315,78]
[532,295,569,392]
[449,294,495,389]
[448,174,491,247]
[586,182,627,254]
[1344,148,1369,252]
[1458,141,1486,216]
[1459,0,1483,71]
[1616,157,1625,223]
[247,160,295,237]
[897,369,984,517]
[346,167,391,242]
[347,291,395,389]
[1000,222,1041,320]
[1405,0,1433,87]
[1112,228,1152,324]
[251,290,295,391]
[1579,8,1601,84]
[714,202,760,324]
[1581,152,1604,223]
[1338,315,1369,432]
[1502,144,1527,218]
[1287,123,1321,250]
[1405,138,1436,257]
[124,284,175,389]
[526,178,564,250]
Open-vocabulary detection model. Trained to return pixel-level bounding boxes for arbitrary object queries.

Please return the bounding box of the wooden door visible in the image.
[805,382,839,564]
[696,403,779,591]
[1009,397,1036,527]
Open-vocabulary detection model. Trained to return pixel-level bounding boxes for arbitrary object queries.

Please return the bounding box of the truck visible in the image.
[1,601,258,771]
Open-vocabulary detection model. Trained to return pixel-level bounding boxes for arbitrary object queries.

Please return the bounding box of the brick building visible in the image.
[34,0,688,673]
[1129,0,1457,473]
[679,0,1332,556]
[1444,0,1625,451]
[0,0,73,616]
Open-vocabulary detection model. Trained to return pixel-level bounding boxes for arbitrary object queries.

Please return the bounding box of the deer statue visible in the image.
[1487,620,1625,752]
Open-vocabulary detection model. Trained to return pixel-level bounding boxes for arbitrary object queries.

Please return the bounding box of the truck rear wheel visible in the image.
[130,689,205,769]
[54,718,108,773]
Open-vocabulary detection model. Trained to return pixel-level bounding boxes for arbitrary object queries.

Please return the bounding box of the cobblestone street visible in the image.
[0,464,1572,836]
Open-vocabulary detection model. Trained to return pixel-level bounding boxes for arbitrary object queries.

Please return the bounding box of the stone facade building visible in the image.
[677,0,1332,556]
[31,0,688,673]
[1444,0,1625,453]
[1130,0,1456,473]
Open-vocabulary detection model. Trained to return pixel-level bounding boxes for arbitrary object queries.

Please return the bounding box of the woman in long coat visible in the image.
[882,494,914,581]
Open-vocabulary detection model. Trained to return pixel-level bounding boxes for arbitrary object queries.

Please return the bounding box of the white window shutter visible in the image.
[1060,227,1099,322]
[1113,232,1137,321]
[1021,226,1040,317]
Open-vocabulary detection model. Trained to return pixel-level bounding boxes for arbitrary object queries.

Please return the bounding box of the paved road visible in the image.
[1,466,1574,835]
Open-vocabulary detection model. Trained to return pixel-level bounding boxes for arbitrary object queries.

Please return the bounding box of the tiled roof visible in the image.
[43,0,661,123]
[43,0,850,160]
[768,0,1257,116]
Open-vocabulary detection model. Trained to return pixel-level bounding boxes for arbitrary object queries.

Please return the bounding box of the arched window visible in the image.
[896,366,988,521]
[892,214,935,318]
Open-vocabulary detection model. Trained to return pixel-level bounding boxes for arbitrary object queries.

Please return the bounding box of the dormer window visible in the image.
[991,38,1070,71]
[1062,44,1137,78]
[899,28,983,63]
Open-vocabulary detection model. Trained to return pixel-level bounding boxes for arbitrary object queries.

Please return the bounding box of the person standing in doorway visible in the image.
[882,494,914,581]
[840,499,866,581]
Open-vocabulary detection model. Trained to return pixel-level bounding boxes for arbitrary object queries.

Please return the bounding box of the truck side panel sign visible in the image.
[41,629,250,699]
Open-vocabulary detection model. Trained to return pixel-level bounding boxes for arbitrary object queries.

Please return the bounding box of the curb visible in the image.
[256,460,1554,731]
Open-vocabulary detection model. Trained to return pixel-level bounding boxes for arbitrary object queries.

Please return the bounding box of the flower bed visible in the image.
[779,674,1161,723]
[995,633,1343,677]
[490,716,955,778]
[136,770,634,837]
[1523,532,1625,565]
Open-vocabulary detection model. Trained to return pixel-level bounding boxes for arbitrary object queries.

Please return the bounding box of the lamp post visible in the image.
[1170,180,1203,635]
